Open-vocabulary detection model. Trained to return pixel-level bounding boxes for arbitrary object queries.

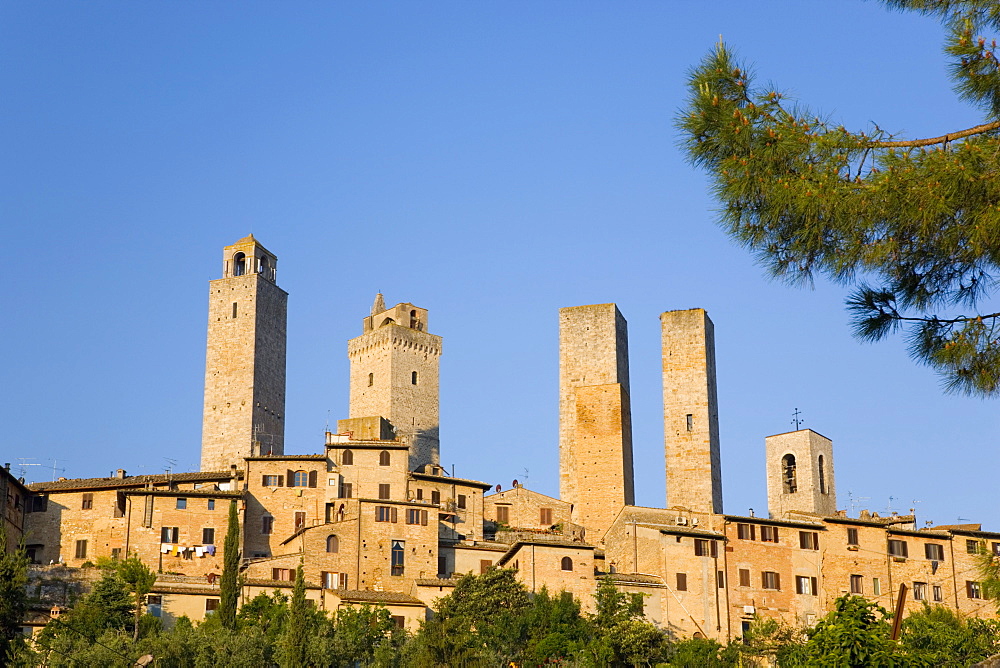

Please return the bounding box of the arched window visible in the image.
[411,371,418,385]
[326,535,339,553]
[259,255,269,277]
[409,309,419,329]
[818,455,827,494]
[233,252,246,276]
[380,317,395,327]
[292,470,308,487]
[368,372,374,387]
[342,450,353,465]
[379,450,391,466]
[782,454,797,494]
[337,504,345,522]
[560,557,573,571]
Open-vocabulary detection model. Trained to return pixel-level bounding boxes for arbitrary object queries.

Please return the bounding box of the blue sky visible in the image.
[2,1,996,529]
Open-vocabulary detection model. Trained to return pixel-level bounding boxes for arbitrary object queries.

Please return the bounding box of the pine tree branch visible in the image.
[872,120,1000,147]
[890,311,1000,324]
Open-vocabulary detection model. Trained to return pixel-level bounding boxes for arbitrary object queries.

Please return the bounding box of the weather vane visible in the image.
[791,407,803,430]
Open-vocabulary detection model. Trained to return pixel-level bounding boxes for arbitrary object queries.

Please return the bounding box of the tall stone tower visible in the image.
[346,295,442,471]
[201,235,287,471]
[559,304,634,539]
[765,429,837,518]
[661,308,723,514]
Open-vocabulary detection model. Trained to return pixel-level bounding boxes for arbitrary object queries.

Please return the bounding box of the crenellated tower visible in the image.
[201,235,287,471]
[346,295,442,471]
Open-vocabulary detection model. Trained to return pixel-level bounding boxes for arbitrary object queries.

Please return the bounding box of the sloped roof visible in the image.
[28,470,238,492]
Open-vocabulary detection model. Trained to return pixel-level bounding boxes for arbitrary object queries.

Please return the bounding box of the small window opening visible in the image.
[685,414,693,431]
[560,557,573,571]
[818,454,827,494]
[326,535,339,553]
[782,454,797,493]
[233,252,246,276]
[232,302,238,318]
[342,450,353,465]
[379,450,391,466]
[368,372,374,387]
[411,371,418,385]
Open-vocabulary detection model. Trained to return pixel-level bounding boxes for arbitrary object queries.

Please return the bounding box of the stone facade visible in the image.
[661,308,723,514]
[347,295,442,471]
[1,464,29,553]
[201,235,287,471]
[558,304,634,535]
[766,429,837,518]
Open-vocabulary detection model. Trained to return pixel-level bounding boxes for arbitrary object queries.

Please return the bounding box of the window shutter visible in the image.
[811,577,818,595]
[286,470,294,487]
[143,496,153,528]
[775,573,781,590]
[796,577,803,594]
[421,510,428,526]
[261,475,268,486]
[711,541,718,558]
[391,507,398,523]
[309,470,318,488]
[812,532,819,550]
[966,581,974,598]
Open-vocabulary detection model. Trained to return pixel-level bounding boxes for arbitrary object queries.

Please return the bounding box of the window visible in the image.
[295,512,306,530]
[913,582,927,601]
[686,414,693,431]
[202,528,215,545]
[993,542,1000,556]
[694,539,718,557]
[717,570,726,588]
[342,450,354,466]
[540,508,553,525]
[889,539,908,558]
[847,528,859,546]
[392,615,405,629]
[496,505,509,523]
[406,509,428,525]
[737,523,755,540]
[81,493,93,510]
[74,540,88,559]
[676,573,688,591]
[738,569,751,587]
[762,571,781,590]
[457,494,466,509]
[146,594,162,618]
[561,557,574,572]
[411,371,418,385]
[761,525,779,543]
[431,490,440,505]
[782,454,797,493]
[232,302,238,318]
[391,540,404,576]
[379,451,391,466]
[262,475,282,487]
[818,454,827,494]
[375,506,397,523]
[28,496,47,513]
[272,568,293,581]
[799,532,819,550]
[176,498,187,510]
[233,252,246,276]
[850,574,864,594]
[322,572,348,589]
[326,535,339,553]
[925,543,945,561]
[339,482,353,499]
[379,484,390,500]
[795,576,818,595]
[161,527,179,543]
[368,373,374,387]
[261,515,274,535]
[967,581,983,599]
[873,578,882,596]
[110,547,121,560]
[933,585,943,602]
[206,599,220,614]
[967,539,982,555]
[291,470,308,487]
[207,499,215,510]
[480,559,493,574]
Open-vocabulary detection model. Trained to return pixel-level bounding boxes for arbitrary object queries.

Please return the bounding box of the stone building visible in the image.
[16,239,999,639]
[2,463,30,554]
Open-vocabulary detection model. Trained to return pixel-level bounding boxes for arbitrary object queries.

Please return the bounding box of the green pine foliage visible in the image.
[899,603,1000,666]
[0,522,30,665]
[679,0,1000,396]
[219,499,241,630]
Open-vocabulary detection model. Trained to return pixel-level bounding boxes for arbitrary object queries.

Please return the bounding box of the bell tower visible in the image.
[345,294,442,471]
[201,235,288,471]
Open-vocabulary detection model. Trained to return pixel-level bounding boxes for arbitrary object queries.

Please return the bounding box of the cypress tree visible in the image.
[0,522,29,664]
[279,560,308,668]
[219,499,241,630]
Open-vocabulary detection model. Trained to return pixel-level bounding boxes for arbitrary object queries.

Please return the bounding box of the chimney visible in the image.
[116,469,127,479]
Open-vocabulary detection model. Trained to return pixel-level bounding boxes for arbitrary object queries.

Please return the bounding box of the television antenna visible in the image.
[164,457,178,475]
[847,490,870,516]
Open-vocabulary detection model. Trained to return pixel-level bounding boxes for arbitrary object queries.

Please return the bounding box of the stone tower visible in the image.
[201,235,287,471]
[765,429,837,518]
[559,304,634,538]
[661,308,723,514]
[346,295,442,471]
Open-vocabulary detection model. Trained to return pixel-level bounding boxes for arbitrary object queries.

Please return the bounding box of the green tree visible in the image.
[331,604,401,667]
[899,602,1000,666]
[219,499,241,630]
[524,587,590,664]
[109,553,157,641]
[0,522,30,665]
[278,561,309,668]
[802,595,907,667]
[586,577,670,667]
[679,0,1000,396]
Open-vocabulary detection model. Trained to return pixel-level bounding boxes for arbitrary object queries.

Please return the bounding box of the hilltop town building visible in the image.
[17,237,998,639]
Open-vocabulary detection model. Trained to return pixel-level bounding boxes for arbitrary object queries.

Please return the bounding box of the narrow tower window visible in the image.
[233,252,246,276]
[326,535,339,553]
[818,454,827,494]
[411,371,418,385]
[685,414,693,431]
[232,302,238,318]
[368,373,374,387]
[379,450,391,466]
[782,454,797,494]
[342,450,353,466]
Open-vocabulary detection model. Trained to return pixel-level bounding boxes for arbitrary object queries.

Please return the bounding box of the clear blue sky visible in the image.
[3,1,996,529]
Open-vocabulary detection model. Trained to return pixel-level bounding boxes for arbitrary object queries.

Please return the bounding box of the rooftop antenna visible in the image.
[325,410,331,433]
[164,457,177,475]
[791,408,803,430]
[848,491,870,516]
[522,468,530,487]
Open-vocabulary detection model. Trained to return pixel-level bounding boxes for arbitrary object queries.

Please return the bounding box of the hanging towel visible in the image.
[206,545,216,556]
[160,544,171,554]
[194,546,204,557]
[172,545,179,556]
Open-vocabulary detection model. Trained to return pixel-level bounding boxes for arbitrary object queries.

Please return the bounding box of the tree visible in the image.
[802,595,905,667]
[679,0,1000,396]
[899,602,1000,666]
[586,577,670,666]
[219,499,241,630]
[110,553,157,641]
[0,522,29,665]
[278,561,309,668]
